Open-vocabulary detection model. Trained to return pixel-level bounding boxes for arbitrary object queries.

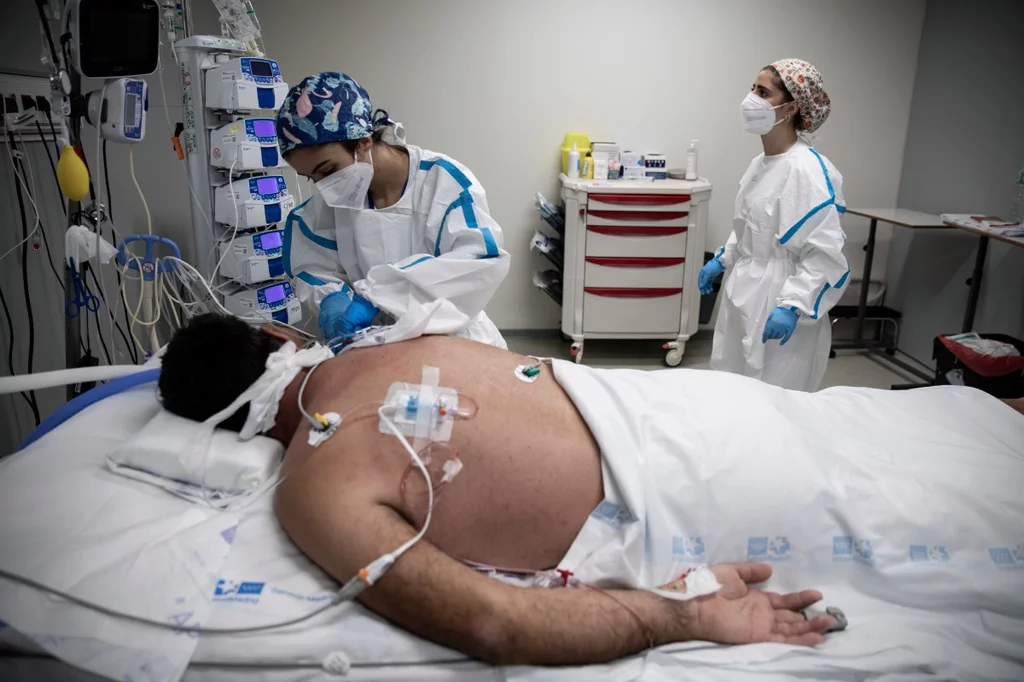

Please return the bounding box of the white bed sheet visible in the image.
[2,376,1023,682]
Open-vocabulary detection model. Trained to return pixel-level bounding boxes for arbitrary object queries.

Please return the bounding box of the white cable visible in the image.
[90,86,123,363]
[209,159,240,281]
[128,146,152,235]
[161,256,311,339]
[0,131,43,263]
[377,407,433,561]
[119,256,147,354]
[292,168,303,204]
[0,566,342,634]
[95,83,108,216]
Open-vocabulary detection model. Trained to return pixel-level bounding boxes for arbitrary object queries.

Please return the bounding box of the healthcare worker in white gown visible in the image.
[275,72,510,348]
[699,59,849,391]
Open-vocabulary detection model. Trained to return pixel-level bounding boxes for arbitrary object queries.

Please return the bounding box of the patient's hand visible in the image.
[692,563,833,646]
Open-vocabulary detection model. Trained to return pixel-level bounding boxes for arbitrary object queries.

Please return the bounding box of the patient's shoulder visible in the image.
[275,412,400,522]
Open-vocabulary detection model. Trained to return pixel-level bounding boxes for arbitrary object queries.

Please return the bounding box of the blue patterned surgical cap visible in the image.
[275,71,392,155]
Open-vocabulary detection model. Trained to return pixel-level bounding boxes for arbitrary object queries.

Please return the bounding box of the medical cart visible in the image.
[558,175,713,365]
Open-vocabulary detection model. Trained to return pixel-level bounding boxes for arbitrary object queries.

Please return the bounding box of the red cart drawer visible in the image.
[583,287,683,334]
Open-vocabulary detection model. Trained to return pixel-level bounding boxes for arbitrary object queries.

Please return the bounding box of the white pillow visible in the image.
[107,409,283,495]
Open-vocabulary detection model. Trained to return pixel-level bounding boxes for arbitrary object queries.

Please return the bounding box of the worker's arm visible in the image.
[282,195,348,309]
[775,160,850,320]
[352,161,510,337]
[714,229,740,269]
[276,455,831,665]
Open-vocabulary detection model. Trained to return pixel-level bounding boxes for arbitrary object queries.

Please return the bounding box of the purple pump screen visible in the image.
[259,231,282,249]
[255,177,278,195]
[252,120,275,137]
[263,284,286,304]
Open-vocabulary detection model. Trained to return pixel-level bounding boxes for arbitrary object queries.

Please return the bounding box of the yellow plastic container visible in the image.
[560,132,591,175]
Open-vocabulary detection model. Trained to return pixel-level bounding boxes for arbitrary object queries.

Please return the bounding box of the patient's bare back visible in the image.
[278,337,603,571]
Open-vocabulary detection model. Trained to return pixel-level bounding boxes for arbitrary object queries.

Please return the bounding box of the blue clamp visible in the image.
[116,234,181,282]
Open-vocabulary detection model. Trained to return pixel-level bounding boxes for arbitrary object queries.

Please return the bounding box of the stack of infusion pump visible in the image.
[206,55,301,325]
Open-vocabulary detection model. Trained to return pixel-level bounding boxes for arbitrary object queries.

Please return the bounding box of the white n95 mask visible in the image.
[316,148,374,209]
[740,92,791,136]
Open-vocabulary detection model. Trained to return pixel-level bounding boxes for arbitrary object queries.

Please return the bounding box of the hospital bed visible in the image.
[2,373,1023,682]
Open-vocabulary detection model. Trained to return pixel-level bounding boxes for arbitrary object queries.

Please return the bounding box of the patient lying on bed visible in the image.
[157,314,1024,667]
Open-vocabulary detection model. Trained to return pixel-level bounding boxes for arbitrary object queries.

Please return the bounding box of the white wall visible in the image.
[888,0,1024,364]
[243,0,925,329]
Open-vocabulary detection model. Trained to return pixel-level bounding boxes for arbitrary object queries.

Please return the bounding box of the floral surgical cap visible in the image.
[275,71,393,155]
[770,59,831,134]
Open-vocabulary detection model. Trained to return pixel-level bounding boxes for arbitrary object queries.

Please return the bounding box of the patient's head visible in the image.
[159,313,287,430]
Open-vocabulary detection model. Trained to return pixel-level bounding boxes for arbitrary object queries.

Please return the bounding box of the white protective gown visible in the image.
[711,140,849,391]
[283,145,510,348]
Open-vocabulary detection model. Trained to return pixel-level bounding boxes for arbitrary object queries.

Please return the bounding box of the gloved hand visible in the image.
[698,259,726,295]
[318,287,379,342]
[761,307,799,346]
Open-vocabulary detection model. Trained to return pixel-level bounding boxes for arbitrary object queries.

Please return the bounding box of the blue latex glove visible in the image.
[318,286,379,342]
[698,259,725,295]
[762,307,799,346]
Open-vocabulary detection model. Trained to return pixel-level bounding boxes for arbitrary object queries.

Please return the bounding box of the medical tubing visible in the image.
[585,584,655,650]
[10,142,63,293]
[13,147,41,426]
[209,159,240,281]
[33,0,60,66]
[92,96,119,361]
[161,257,311,339]
[35,121,66,217]
[101,140,140,363]
[377,407,433,562]
[85,266,114,366]
[128,146,152,235]
[0,128,41,263]
[0,566,342,634]
[30,170,66,292]
[42,110,63,164]
[0,364,151,395]
[0,284,38,415]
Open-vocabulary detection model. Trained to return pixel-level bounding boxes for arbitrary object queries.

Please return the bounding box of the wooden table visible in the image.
[944,220,1024,333]
[834,209,952,384]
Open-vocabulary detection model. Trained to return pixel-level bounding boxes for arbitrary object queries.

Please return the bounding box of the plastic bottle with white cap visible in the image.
[685,140,699,181]
[567,143,580,179]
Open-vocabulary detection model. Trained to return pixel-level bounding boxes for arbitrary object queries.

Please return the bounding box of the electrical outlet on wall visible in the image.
[0,72,62,139]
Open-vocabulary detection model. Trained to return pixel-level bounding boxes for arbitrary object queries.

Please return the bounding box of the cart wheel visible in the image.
[664,347,684,367]
[570,341,584,364]
[884,347,896,356]
[829,349,837,359]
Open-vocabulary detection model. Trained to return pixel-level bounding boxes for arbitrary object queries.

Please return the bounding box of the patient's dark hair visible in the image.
[158,313,282,431]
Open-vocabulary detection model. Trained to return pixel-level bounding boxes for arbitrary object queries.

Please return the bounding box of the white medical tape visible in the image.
[648,565,722,601]
[413,366,440,452]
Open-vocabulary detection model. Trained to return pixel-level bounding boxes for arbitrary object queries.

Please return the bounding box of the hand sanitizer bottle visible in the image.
[685,140,699,181]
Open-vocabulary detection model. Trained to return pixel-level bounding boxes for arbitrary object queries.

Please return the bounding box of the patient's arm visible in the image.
[1001,398,1024,416]
[276,453,831,665]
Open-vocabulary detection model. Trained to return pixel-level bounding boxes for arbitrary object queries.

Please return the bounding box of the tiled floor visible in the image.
[505,333,929,390]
